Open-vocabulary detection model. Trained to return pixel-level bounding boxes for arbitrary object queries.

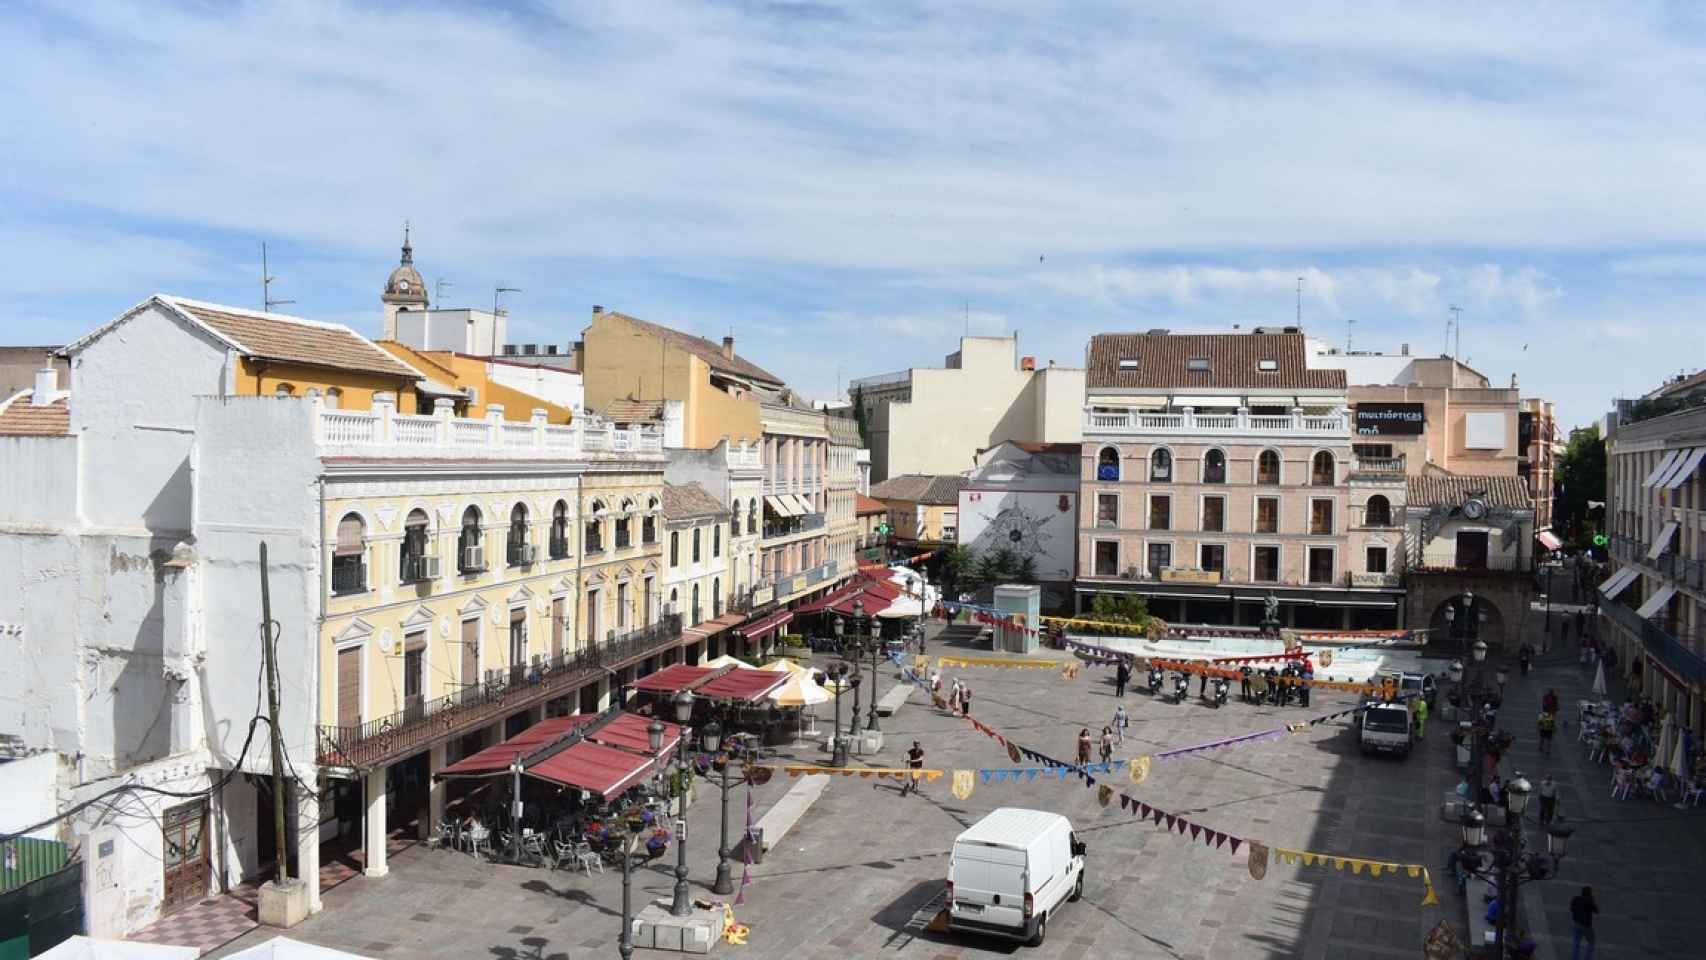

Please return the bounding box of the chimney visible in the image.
[32,367,56,405]
[1401,343,1410,356]
[592,305,603,315]
[722,335,735,360]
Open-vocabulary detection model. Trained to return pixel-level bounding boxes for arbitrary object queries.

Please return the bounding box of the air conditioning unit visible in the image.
[463,544,486,571]
[406,554,440,582]
[1122,566,1140,580]
[514,544,537,565]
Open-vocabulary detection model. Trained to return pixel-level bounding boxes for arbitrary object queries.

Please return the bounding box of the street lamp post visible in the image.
[1455,774,1574,958]
[622,718,667,960]
[704,720,737,896]
[866,626,882,732]
[669,690,695,917]
[1446,591,1491,800]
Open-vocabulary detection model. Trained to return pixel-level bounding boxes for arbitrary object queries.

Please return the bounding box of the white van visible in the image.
[1358,699,1414,757]
[947,808,1086,947]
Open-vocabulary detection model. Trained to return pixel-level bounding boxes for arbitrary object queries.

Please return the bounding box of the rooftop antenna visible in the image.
[435,278,453,307]
[1295,276,1303,327]
[965,300,971,337]
[1449,304,1463,360]
[493,285,520,356]
[261,242,294,313]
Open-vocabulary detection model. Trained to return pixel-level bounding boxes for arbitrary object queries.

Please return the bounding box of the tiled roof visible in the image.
[662,482,729,521]
[855,493,888,516]
[1406,474,1532,510]
[166,297,420,381]
[869,474,968,505]
[604,311,783,386]
[1086,332,1346,390]
[603,398,665,422]
[0,393,69,436]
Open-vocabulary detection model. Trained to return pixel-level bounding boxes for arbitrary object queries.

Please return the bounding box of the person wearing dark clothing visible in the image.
[1115,661,1130,698]
[1299,667,1312,707]
[960,685,972,716]
[1239,666,1252,703]
[1570,887,1598,959]
[1076,728,1093,766]
[1543,689,1560,715]
[901,741,926,796]
[1265,667,1281,705]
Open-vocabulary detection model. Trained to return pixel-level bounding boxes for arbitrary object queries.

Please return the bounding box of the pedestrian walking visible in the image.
[1099,726,1115,764]
[1574,609,1586,640]
[1570,886,1598,960]
[1538,710,1557,755]
[1115,659,1130,698]
[1538,773,1558,825]
[900,740,925,796]
[1077,728,1093,767]
[1239,666,1252,703]
[1414,696,1429,738]
[1543,688,1560,715]
[1496,666,1509,698]
[1113,704,1128,745]
[960,684,973,717]
[948,679,962,716]
[1299,664,1313,708]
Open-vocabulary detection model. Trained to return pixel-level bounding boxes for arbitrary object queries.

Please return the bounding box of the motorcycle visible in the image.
[1147,667,1164,696]
[1172,672,1191,705]
[1211,676,1229,708]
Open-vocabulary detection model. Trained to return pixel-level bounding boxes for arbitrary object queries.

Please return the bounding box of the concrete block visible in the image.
[754,773,831,852]
[876,682,913,715]
[258,878,311,928]
[636,901,721,954]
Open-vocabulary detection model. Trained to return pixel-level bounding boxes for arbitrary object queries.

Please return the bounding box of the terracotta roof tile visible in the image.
[603,398,665,422]
[604,311,783,386]
[168,298,420,381]
[1406,474,1532,510]
[869,474,968,505]
[1086,332,1345,391]
[855,493,888,516]
[0,394,69,436]
[662,482,729,521]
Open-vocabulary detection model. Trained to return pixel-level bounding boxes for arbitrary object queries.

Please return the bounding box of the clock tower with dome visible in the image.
[381,223,429,340]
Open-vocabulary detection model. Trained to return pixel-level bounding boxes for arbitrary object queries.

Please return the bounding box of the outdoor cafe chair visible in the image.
[521,831,550,866]
[436,820,459,850]
[1682,778,1705,807]
[567,840,603,877]
[468,824,493,858]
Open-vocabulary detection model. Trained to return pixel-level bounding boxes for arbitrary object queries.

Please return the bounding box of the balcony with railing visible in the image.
[316,613,683,770]
[1084,407,1349,437]
[1350,454,1407,476]
[331,557,365,596]
[1609,535,1706,592]
[1601,599,1706,685]
[763,512,826,541]
[315,396,663,461]
[726,441,762,471]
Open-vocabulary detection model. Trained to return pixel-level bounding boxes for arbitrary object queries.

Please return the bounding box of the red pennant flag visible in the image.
[1189,824,1202,840]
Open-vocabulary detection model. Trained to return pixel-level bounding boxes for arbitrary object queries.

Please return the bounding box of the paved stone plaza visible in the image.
[203,617,1706,959]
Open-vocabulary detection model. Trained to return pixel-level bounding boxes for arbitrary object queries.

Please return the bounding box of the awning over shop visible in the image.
[1664,448,1706,490]
[738,609,794,638]
[627,663,788,702]
[788,494,816,515]
[682,611,745,641]
[764,495,796,517]
[1636,584,1678,620]
[796,582,864,615]
[1169,395,1242,408]
[435,710,683,800]
[1647,522,1680,560]
[1536,529,1563,551]
[529,740,668,799]
[1643,450,1683,488]
[1649,655,1687,693]
[438,715,592,777]
[1598,567,1640,600]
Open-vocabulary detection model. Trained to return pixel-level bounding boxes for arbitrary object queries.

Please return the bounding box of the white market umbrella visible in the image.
[879,596,927,619]
[1592,660,1608,697]
[769,671,832,707]
[36,938,201,960]
[1655,716,1675,775]
[1670,725,1688,774]
[761,657,809,675]
[702,654,747,671]
[220,938,378,960]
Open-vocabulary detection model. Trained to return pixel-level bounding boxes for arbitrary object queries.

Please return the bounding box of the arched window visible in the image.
[1150,448,1172,482]
[713,523,721,558]
[1311,451,1336,486]
[713,577,723,617]
[669,587,679,614]
[550,500,569,559]
[670,530,680,567]
[643,497,658,544]
[731,501,742,539]
[400,508,431,582]
[458,506,484,573]
[585,500,606,553]
[747,498,758,535]
[1257,450,1281,485]
[691,583,701,625]
[274,383,295,397]
[1203,449,1226,484]
[692,528,702,564]
[1097,447,1120,482]
[1366,494,1392,527]
[507,503,531,566]
[324,387,343,409]
[616,499,633,549]
[332,512,366,595]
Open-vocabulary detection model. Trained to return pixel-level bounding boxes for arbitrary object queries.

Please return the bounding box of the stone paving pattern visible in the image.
[200,614,1706,959]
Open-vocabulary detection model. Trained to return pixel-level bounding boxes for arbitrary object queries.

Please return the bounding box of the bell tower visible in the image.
[381,222,429,340]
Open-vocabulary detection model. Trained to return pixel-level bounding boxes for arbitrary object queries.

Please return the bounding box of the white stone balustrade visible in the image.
[1083,406,1348,437]
[314,394,662,459]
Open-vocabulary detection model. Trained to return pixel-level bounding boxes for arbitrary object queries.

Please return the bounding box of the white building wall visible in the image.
[0,751,60,840]
[488,361,585,414]
[958,489,1079,581]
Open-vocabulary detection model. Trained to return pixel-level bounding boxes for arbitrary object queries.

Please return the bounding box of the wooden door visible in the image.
[551,597,566,661]
[460,618,479,689]
[161,800,208,913]
[403,632,426,720]
[337,646,361,728]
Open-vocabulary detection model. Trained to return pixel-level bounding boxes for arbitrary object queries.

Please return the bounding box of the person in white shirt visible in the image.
[1113,705,1129,745]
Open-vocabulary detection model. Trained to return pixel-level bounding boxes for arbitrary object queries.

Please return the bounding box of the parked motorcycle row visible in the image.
[1142,663,1309,709]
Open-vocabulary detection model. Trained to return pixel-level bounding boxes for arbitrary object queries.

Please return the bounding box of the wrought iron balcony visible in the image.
[1601,600,1706,685]
[316,613,683,770]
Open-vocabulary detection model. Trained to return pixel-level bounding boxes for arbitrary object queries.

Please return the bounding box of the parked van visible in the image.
[947,808,1086,946]
[1375,670,1438,708]
[1358,699,1414,757]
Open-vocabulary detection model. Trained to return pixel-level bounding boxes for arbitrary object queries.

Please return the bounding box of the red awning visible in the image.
[439,715,595,777]
[683,612,745,641]
[629,664,714,694]
[585,711,682,754]
[699,669,788,702]
[796,582,864,615]
[737,610,794,637]
[529,740,669,799]
[1536,530,1563,551]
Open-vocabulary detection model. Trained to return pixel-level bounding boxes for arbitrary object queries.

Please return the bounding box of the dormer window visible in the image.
[1118,358,1138,371]
[1186,358,1210,371]
[1258,359,1279,371]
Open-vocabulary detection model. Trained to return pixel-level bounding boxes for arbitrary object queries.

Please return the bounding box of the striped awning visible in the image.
[1598,567,1639,600]
[765,495,796,518]
[737,609,794,638]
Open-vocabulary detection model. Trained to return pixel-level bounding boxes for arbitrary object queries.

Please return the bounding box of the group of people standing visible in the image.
[928,669,972,717]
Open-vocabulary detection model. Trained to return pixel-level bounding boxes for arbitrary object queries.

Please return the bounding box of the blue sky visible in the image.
[4,1,1706,427]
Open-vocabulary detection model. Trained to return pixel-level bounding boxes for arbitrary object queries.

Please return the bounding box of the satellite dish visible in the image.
[378,629,396,655]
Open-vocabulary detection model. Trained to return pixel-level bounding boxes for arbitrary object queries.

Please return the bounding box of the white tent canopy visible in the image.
[221,938,379,960]
[36,938,201,960]
[768,670,831,707]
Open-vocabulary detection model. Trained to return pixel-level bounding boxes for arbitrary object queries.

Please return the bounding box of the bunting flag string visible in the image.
[1041,614,1163,636]
[774,765,945,781]
[936,655,1059,670]
[1150,658,1385,696]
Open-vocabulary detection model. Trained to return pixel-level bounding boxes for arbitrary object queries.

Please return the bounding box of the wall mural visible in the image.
[960,490,1077,581]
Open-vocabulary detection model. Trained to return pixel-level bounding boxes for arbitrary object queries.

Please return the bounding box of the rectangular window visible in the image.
[1199,544,1224,573]
[1353,443,1393,459]
[1096,493,1119,528]
[692,529,702,563]
[1149,495,1171,531]
[1310,499,1334,535]
[1455,531,1490,569]
[1253,546,1280,582]
[1093,541,1119,577]
[1147,542,1171,578]
[404,631,426,701]
[1308,547,1335,585]
[1202,496,1225,532]
[1186,357,1210,371]
[617,582,630,629]
[1255,497,1279,533]
[1366,546,1388,574]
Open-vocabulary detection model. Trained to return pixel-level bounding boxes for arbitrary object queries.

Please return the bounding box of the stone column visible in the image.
[427,743,448,844]
[363,766,389,878]
[296,778,324,913]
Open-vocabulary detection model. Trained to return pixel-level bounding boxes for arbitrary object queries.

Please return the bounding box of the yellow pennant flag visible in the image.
[1421,868,1439,906]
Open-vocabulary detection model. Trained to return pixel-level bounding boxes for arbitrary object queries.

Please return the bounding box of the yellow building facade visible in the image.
[580,308,768,448]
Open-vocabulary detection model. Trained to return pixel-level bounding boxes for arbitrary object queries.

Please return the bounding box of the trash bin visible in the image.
[743,828,765,864]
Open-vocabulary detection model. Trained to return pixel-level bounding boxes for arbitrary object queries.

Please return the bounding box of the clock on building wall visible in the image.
[1462,497,1488,521]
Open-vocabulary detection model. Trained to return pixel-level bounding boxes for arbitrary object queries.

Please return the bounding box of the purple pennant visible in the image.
[1175,819,1188,834]
[1139,802,1151,818]
[1215,833,1227,849]
[1119,794,1131,811]
[1164,814,1176,830]
[1189,824,1201,840]
[1228,838,1242,855]
[1153,808,1164,825]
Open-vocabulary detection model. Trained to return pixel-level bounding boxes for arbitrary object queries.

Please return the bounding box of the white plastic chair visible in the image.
[468,824,492,858]
[1682,778,1705,807]
[571,840,603,877]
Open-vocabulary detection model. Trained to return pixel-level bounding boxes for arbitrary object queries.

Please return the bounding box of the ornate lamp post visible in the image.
[829,659,850,767]
[847,599,866,740]
[703,720,738,896]
[621,718,668,960]
[1456,773,1575,956]
[1446,592,1491,799]
[669,690,695,917]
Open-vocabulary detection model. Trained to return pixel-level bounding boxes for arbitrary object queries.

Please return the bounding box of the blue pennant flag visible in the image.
[980,770,992,784]
[995,769,1009,783]
[1025,769,1039,782]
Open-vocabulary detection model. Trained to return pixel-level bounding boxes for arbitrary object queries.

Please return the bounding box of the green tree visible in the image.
[1555,425,1607,549]
[851,385,871,448]
[1087,593,1157,637]
[1014,554,1038,584]
[943,544,978,592]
